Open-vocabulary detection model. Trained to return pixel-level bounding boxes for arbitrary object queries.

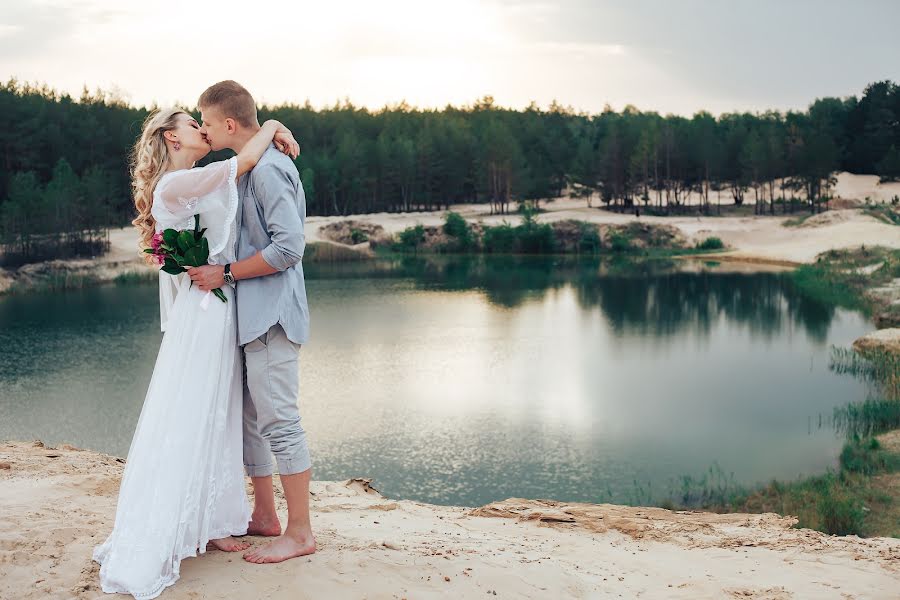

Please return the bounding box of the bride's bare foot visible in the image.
[243,527,315,564]
[208,536,251,552]
[247,513,282,537]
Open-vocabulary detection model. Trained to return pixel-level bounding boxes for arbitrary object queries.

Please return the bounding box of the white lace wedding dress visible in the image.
[93,156,250,599]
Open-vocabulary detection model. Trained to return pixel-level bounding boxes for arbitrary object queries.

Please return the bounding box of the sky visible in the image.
[1,0,899,116]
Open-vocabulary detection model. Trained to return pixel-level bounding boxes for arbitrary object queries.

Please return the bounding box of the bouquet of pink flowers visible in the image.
[145,214,227,303]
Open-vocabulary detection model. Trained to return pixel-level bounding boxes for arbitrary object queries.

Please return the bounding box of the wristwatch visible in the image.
[223,263,235,285]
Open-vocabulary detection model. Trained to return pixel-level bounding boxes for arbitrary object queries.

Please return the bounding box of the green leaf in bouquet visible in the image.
[163,229,178,248]
[183,245,208,267]
[161,257,184,275]
[200,236,209,257]
[196,227,208,241]
[143,248,154,254]
[212,288,228,303]
[173,254,187,266]
[161,264,184,275]
[177,230,195,253]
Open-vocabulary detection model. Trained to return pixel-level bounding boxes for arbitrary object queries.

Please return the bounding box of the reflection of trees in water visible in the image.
[583,271,833,343]
[307,255,839,342]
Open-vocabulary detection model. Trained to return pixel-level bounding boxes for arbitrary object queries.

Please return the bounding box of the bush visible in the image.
[482,223,517,253]
[696,237,725,250]
[397,225,425,250]
[816,477,866,536]
[349,228,369,244]
[443,211,469,238]
[578,224,601,253]
[442,211,475,251]
[609,232,631,253]
[482,210,556,254]
[517,221,556,253]
[839,436,896,475]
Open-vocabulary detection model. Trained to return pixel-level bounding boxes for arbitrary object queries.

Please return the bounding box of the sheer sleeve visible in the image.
[151,156,239,257]
[155,158,236,219]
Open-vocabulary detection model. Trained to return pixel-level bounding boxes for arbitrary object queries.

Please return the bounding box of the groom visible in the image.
[188,80,314,564]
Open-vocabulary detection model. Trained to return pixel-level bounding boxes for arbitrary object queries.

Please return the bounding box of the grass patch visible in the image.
[840,435,900,475]
[831,346,900,402]
[114,270,157,285]
[791,264,869,310]
[834,398,900,439]
[4,271,101,295]
[695,236,725,250]
[863,205,900,226]
[304,241,371,262]
[790,246,900,315]
[671,452,891,536]
[782,214,813,227]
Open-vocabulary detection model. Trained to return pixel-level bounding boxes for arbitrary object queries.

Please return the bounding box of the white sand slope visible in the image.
[304,203,898,265]
[833,172,900,204]
[1,442,898,600]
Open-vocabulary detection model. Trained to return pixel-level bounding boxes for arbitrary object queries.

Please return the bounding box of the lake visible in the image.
[0,256,874,507]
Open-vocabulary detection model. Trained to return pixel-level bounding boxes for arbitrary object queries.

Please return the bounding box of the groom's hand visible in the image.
[187,265,226,291]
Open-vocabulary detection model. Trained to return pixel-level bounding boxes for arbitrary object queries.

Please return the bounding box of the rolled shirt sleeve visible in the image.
[251,163,305,271]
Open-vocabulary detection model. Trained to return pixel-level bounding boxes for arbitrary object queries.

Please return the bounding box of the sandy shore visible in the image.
[308,204,899,265]
[1,441,898,600]
[304,171,900,265]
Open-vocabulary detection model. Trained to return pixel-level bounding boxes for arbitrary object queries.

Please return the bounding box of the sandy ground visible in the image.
[307,203,899,266]
[1,441,898,600]
[303,171,900,265]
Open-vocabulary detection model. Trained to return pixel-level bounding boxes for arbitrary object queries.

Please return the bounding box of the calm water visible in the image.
[0,256,874,507]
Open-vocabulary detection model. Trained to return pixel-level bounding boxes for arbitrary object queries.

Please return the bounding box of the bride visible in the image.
[92,108,299,599]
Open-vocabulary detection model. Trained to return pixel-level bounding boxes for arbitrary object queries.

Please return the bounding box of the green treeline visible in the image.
[2,79,900,264]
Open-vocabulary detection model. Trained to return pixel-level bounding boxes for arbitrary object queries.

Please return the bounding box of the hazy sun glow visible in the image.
[2,0,899,114]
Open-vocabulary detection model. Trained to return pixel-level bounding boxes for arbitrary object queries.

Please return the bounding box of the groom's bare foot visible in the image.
[208,536,251,552]
[247,514,282,537]
[243,527,315,564]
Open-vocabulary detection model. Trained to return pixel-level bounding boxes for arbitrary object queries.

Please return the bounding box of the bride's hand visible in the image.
[263,120,300,159]
[273,130,300,159]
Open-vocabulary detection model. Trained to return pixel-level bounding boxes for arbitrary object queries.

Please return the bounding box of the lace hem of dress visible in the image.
[92,517,250,600]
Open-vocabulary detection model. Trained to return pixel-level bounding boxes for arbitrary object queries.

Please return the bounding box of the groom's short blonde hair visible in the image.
[198,80,257,128]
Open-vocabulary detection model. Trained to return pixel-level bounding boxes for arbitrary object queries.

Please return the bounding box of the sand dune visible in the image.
[1,441,898,600]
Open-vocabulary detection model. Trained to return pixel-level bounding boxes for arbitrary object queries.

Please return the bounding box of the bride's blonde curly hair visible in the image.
[131,108,188,264]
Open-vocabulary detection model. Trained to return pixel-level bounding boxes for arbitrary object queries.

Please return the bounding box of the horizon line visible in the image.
[3,76,892,119]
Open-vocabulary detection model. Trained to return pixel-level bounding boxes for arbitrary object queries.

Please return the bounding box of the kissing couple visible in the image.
[92,80,314,599]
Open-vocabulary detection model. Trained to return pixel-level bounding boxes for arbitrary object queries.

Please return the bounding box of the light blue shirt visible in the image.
[234,145,310,346]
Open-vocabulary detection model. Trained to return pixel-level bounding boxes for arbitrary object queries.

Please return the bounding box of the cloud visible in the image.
[1,0,899,115]
[0,1,77,58]
[0,0,132,59]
